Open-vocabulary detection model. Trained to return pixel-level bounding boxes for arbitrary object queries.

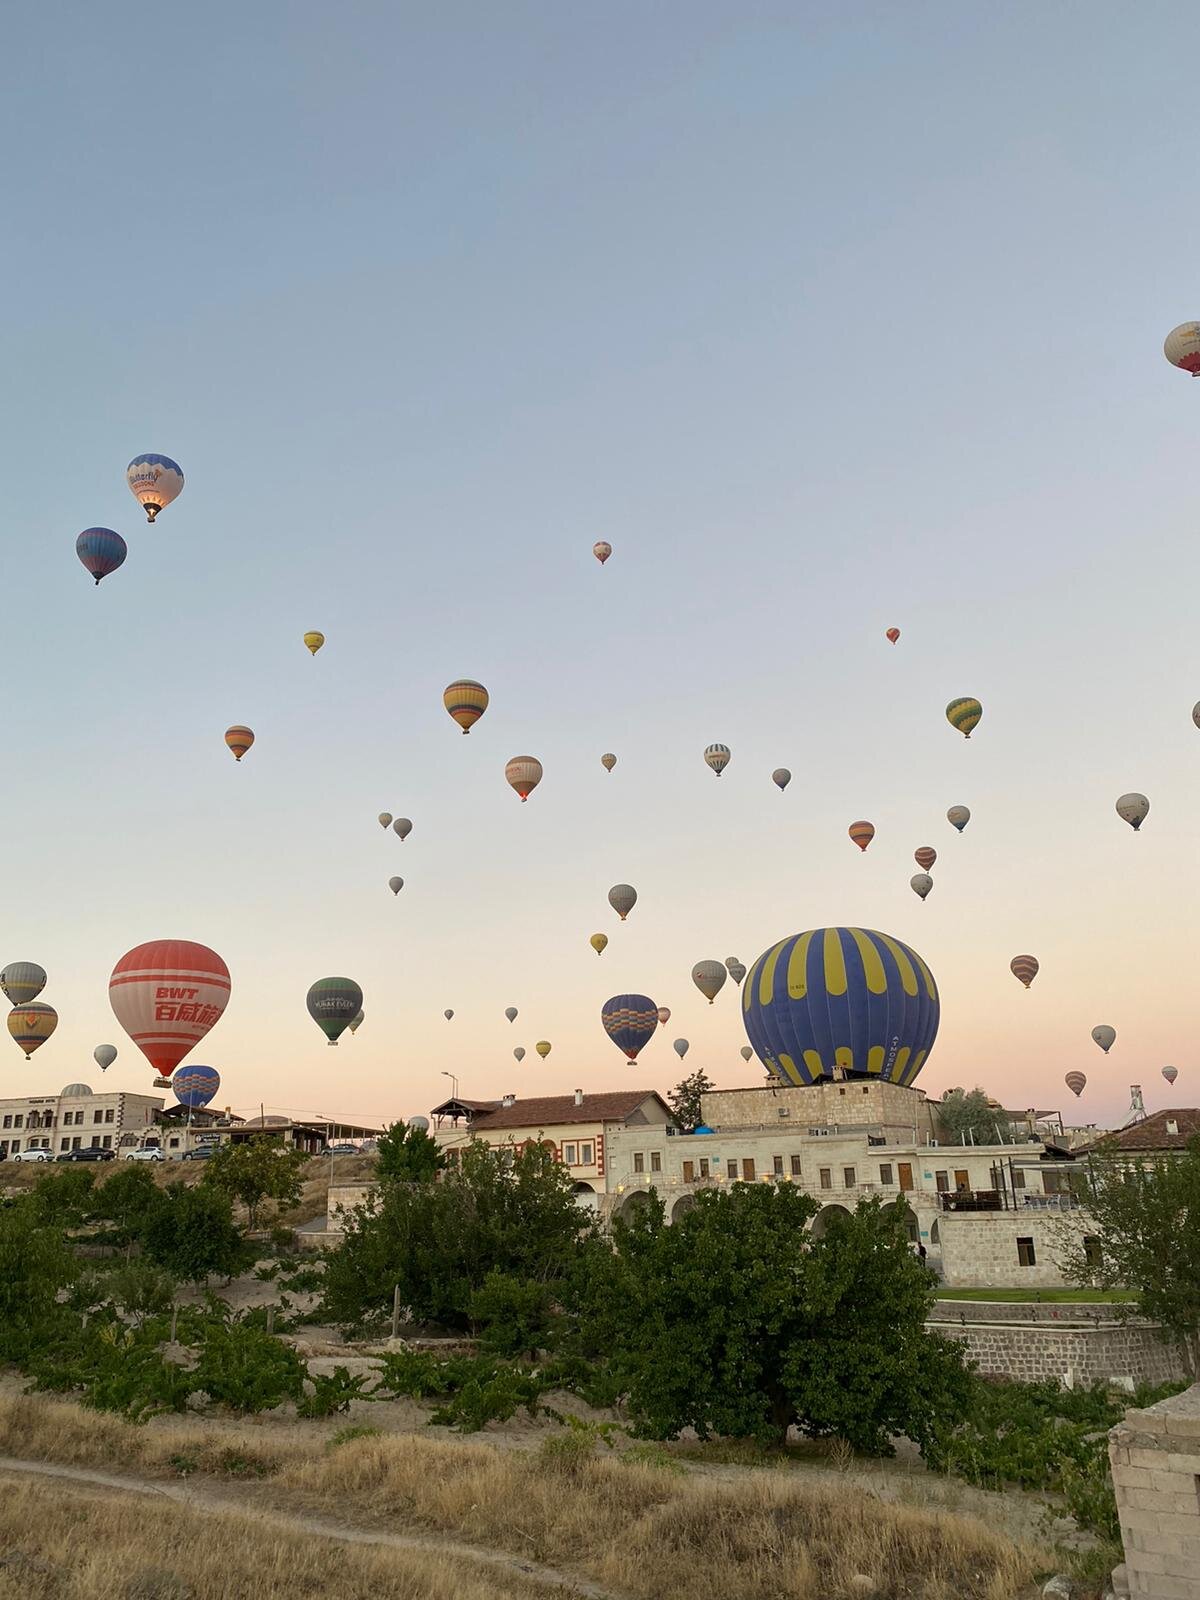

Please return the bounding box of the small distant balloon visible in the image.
[885,627,900,644]
[727,960,746,985]
[349,1010,364,1035]
[740,1045,753,1062]
[93,1044,118,1072]
[393,818,412,841]
[910,873,933,901]
[1116,793,1149,832]
[590,933,608,955]
[9,1003,58,1058]
[536,1040,552,1060]
[608,884,637,921]
[444,1009,454,1021]
[601,753,617,773]
[848,820,875,853]
[1164,322,1200,376]
[76,528,127,586]
[303,631,325,656]
[504,1006,518,1023]
[692,960,727,1004]
[593,541,612,565]
[1065,1071,1086,1098]
[225,725,254,763]
[657,1007,671,1027]
[388,877,404,895]
[514,1046,525,1062]
[704,744,731,777]
[1,963,47,1008]
[126,454,184,522]
[1091,1025,1116,1054]
[378,813,393,830]
[1193,701,1200,730]
[1011,955,1039,990]
[1163,1065,1179,1085]
[947,805,971,833]
[673,1038,689,1059]
[946,697,983,738]
[914,847,937,872]
[443,679,489,734]
[772,768,791,792]
[505,756,543,802]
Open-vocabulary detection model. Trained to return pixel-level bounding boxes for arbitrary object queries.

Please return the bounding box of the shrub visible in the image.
[91,1163,162,1242]
[0,1201,77,1361]
[192,1323,306,1413]
[429,1367,543,1431]
[141,1184,245,1283]
[102,1260,176,1327]
[203,1137,309,1229]
[297,1365,375,1418]
[470,1269,558,1357]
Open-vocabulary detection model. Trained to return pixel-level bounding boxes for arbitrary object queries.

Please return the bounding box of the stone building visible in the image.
[0,1082,162,1158]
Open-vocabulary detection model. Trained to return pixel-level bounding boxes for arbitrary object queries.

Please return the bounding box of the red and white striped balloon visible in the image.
[109,940,231,1082]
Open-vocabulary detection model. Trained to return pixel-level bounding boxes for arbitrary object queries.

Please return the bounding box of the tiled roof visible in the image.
[468,1090,669,1131]
[1084,1109,1200,1153]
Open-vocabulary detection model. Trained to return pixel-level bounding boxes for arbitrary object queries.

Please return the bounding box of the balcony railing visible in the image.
[938,1188,1084,1213]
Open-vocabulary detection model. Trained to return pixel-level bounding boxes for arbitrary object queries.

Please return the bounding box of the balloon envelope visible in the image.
[692,960,727,1004]
[305,977,362,1046]
[1116,793,1149,831]
[947,806,971,833]
[593,541,612,564]
[772,768,791,791]
[1164,322,1200,375]
[910,873,933,900]
[946,698,983,738]
[303,631,325,655]
[1,962,47,1007]
[657,1007,671,1026]
[1163,1065,1179,1084]
[886,627,900,644]
[174,1065,220,1109]
[388,877,404,894]
[673,1038,689,1059]
[914,847,937,872]
[225,725,254,762]
[727,960,747,985]
[608,884,637,921]
[76,527,127,585]
[1193,702,1200,731]
[348,1010,364,1034]
[536,1040,551,1059]
[378,813,393,829]
[1065,1071,1086,1098]
[505,1007,518,1022]
[740,1045,753,1062]
[601,753,617,773]
[93,1044,118,1072]
[848,820,875,852]
[704,743,730,776]
[1010,955,1039,989]
[127,454,184,521]
[444,1009,454,1021]
[514,1047,525,1062]
[393,818,412,840]
[443,679,488,733]
[601,994,659,1062]
[1091,1025,1116,1054]
[110,940,230,1080]
[743,928,939,1087]
[8,1002,57,1057]
[590,934,608,955]
[505,756,543,801]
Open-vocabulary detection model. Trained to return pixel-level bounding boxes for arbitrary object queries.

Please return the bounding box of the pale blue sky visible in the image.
[2,3,1198,1125]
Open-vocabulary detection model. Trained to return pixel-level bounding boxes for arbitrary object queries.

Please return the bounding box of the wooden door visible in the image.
[898,1162,914,1192]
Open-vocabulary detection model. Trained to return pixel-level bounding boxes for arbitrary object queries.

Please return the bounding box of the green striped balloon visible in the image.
[945,697,983,738]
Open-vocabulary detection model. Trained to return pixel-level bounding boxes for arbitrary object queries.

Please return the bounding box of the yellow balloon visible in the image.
[536,1040,552,1059]
[303,631,325,656]
[590,933,608,955]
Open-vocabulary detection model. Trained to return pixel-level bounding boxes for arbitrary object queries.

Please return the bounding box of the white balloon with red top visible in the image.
[109,939,230,1083]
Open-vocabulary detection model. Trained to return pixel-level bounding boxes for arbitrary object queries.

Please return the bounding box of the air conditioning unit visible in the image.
[777,1107,790,1119]
[929,1139,939,1147]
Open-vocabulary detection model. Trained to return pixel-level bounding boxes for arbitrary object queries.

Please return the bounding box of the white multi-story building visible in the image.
[0,1081,163,1159]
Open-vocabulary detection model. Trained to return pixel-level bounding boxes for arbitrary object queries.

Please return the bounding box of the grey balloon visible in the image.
[608,883,637,920]
[1115,792,1149,831]
[393,817,412,840]
[378,813,393,829]
[910,873,933,901]
[727,960,747,985]
[93,1044,118,1072]
[408,1115,430,1132]
[513,1046,525,1062]
[772,768,791,791]
[388,876,404,894]
[691,960,727,1004]
[740,1045,753,1062]
[505,1006,518,1023]
[673,1038,689,1059]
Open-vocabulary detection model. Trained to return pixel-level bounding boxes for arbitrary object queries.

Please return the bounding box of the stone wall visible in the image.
[936,1209,1087,1288]
[326,1182,370,1231]
[1110,1384,1200,1598]
[929,1302,1186,1388]
[701,1079,936,1136]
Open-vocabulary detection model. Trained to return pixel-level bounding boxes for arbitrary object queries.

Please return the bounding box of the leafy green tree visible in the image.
[29,1166,96,1226]
[192,1321,306,1413]
[1057,1136,1200,1373]
[935,1087,1009,1146]
[101,1259,177,1327]
[141,1183,245,1283]
[91,1162,162,1243]
[203,1135,309,1228]
[375,1120,446,1183]
[572,1186,970,1451]
[667,1069,714,1132]
[0,1200,77,1360]
[323,1139,590,1331]
[470,1269,558,1358]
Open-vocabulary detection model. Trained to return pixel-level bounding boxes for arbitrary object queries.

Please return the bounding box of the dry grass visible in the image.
[0,1392,1054,1600]
[0,1475,566,1600]
[275,1153,376,1227]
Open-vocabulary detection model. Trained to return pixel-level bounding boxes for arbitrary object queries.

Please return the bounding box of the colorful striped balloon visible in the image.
[443,679,489,733]
[848,820,875,852]
[1010,954,1039,989]
[1065,1071,1086,1097]
[126,454,184,522]
[914,847,937,872]
[704,744,731,776]
[225,726,255,762]
[742,928,939,1088]
[505,756,543,801]
[601,994,659,1062]
[1164,323,1200,376]
[8,1002,58,1058]
[109,940,231,1081]
[946,697,983,738]
[76,527,127,585]
[174,1064,221,1109]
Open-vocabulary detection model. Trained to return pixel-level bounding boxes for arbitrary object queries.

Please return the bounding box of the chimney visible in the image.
[502,1093,516,1109]
[1167,1118,1179,1136]
[574,1089,584,1107]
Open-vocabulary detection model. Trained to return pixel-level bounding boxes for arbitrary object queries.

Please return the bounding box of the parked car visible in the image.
[122,1146,164,1162]
[58,1146,116,1162]
[321,1143,361,1157]
[181,1145,216,1160]
[11,1147,55,1162]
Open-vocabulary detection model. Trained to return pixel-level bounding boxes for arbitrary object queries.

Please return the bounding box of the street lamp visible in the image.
[441,1071,459,1100]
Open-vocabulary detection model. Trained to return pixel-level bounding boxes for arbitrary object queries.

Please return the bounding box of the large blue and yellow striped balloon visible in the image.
[742,928,939,1087]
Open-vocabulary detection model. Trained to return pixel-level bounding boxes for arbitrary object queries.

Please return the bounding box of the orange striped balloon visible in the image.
[914,847,937,871]
[1010,954,1039,989]
[848,820,875,852]
[443,679,489,734]
[224,725,255,762]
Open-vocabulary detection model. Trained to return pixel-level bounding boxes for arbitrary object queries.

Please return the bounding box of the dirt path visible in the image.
[0,1455,625,1600]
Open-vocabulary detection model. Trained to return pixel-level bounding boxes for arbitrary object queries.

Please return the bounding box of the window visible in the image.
[564,1143,576,1164]
[843,1167,856,1188]
[727,1159,739,1180]
[954,1169,970,1192]
[819,1168,832,1190]
[1017,1237,1037,1268]
[650,1151,661,1173]
[699,1158,709,1178]
[8,1139,18,1153]
[580,1142,594,1164]
[1083,1236,1103,1269]
[682,1160,694,1182]
[168,1138,180,1148]
[772,1155,784,1176]
[790,1154,802,1177]
[1012,1167,1026,1190]
[91,1136,101,1148]
[862,1086,869,1095]
[60,1138,69,1151]
[935,1170,948,1192]
[93,1110,103,1123]
[13,1115,22,1129]
[104,1109,114,1123]
[633,1152,644,1174]
[1,1116,9,1129]
[879,1163,893,1186]
[742,1158,756,1181]
[102,1136,111,1149]
[71,1137,81,1150]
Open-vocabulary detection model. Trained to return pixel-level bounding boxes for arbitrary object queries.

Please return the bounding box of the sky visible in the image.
[1,2,1198,1128]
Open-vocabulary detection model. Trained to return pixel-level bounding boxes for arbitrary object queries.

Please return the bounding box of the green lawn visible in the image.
[934,1287,1137,1303]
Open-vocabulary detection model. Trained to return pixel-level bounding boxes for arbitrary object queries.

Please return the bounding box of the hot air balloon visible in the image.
[772,768,791,792]
[1164,323,1200,375]
[704,744,730,777]
[444,1009,454,1021]
[536,1040,551,1060]
[657,1007,671,1027]
[742,928,939,1087]
[110,940,230,1081]
[692,960,727,1004]
[1065,1071,1086,1098]
[174,1065,220,1109]
[601,753,617,773]
[727,960,746,985]
[505,756,543,802]
[93,1044,118,1072]
[593,541,612,565]
[393,818,412,841]
[505,1007,518,1023]
[849,821,875,852]
[388,877,404,894]
[886,627,900,644]
[444,679,489,734]
[740,1045,753,1062]
[590,934,608,955]
[1,963,47,1008]
[1091,1025,1116,1054]
[946,698,983,738]
[514,1046,526,1063]
[671,1039,689,1062]
[225,726,254,762]
[9,1003,57,1058]
[1116,793,1149,831]
[608,884,637,921]
[126,454,184,522]
[910,873,933,901]
[378,813,393,830]
[601,994,659,1063]
[1193,702,1200,730]
[724,956,739,974]
[303,632,325,656]
[1163,1065,1179,1085]
[1010,955,1039,990]
[947,806,971,833]
[76,528,127,585]
[305,977,363,1045]
[914,847,937,872]
[349,1010,364,1034]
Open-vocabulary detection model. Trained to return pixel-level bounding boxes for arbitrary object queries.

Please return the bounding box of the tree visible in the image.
[375,1120,446,1184]
[141,1183,245,1283]
[1056,1136,1200,1373]
[667,1069,714,1132]
[203,1136,309,1229]
[0,1200,78,1360]
[322,1139,591,1331]
[935,1087,1009,1146]
[91,1162,161,1243]
[28,1167,97,1227]
[571,1185,970,1451]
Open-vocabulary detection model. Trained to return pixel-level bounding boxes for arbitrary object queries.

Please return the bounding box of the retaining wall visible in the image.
[928,1302,1186,1388]
[1111,1383,1200,1598]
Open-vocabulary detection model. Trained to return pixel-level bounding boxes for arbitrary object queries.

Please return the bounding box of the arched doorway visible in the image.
[670,1193,697,1224]
[572,1181,598,1214]
[811,1204,851,1239]
[887,1199,920,1244]
[617,1189,653,1222]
